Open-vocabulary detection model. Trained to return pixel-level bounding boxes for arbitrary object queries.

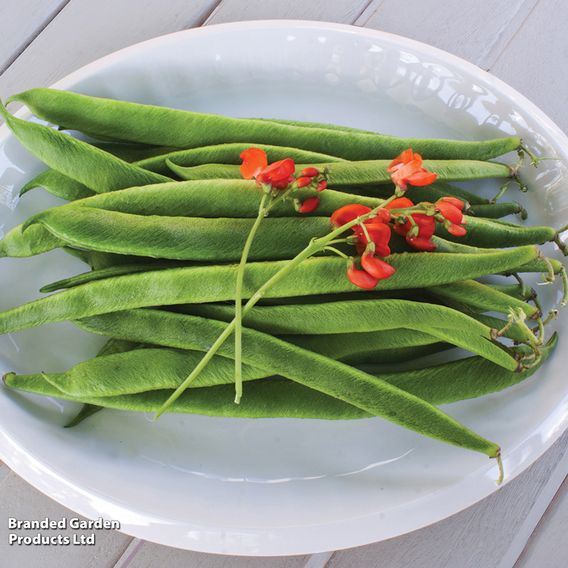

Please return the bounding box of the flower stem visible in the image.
[154,194,399,418]
[234,192,270,403]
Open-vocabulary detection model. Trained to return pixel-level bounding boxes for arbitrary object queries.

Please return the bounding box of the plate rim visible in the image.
[1,19,568,556]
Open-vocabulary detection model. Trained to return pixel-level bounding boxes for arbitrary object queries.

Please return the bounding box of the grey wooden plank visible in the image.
[328,432,568,568]
[205,0,371,25]
[0,0,221,97]
[360,0,539,69]
[491,0,568,134]
[0,461,10,484]
[515,475,568,568]
[497,447,568,568]
[124,542,309,568]
[0,471,132,568]
[0,0,69,73]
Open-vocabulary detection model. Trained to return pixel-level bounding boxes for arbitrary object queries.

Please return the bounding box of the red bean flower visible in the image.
[331,204,392,257]
[297,196,320,214]
[240,147,268,180]
[388,197,437,251]
[347,263,379,289]
[239,147,295,189]
[387,148,438,190]
[435,196,468,236]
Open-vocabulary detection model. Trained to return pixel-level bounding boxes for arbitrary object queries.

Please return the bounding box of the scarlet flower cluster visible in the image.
[330,149,468,289]
[239,148,326,212]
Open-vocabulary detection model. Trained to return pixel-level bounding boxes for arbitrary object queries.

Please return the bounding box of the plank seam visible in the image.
[513,474,568,567]
[111,537,144,568]
[304,550,335,568]
[202,0,228,26]
[350,0,378,26]
[354,0,387,27]
[0,0,73,76]
[498,439,568,568]
[487,0,543,71]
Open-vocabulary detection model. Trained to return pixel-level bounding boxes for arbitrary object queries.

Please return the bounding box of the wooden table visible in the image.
[1,1,567,566]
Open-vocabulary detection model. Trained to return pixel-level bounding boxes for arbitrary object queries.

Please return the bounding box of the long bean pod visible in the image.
[31,208,333,261]
[427,280,539,318]
[6,333,555,410]
[20,143,343,200]
[11,88,522,160]
[167,159,512,186]
[71,308,503,458]
[0,101,172,193]
[7,329,555,419]
[0,247,539,335]
[107,299,519,370]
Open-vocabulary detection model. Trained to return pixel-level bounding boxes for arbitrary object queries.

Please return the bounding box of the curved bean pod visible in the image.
[468,202,526,220]
[71,308,502,458]
[287,328,448,364]
[0,247,539,335]
[30,207,333,261]
[427,280,539,318]
[437,217,556,247]
[11,88,522,160]
[165,300,518,370]
[43,348,267,397]
[20,170,94,200]
[0,223,63,257]
[167,159,512,185]
[74,180,382,217]
[6,334,555,419]
[138,142,343,175]
[0,101,172,193]
[20,143,342,201]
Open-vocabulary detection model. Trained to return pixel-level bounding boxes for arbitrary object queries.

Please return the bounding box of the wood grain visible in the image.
[0,0,69,72]
[359,0,539,69]
[328,431,568,568]
[491,0,568,133]
[515,475,568,567]
[0,471,131,568]
[0,0,221,97]
[124,542,309,568]
[204,0,372,25]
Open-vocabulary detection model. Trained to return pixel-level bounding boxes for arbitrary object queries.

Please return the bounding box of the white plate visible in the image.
[1,21,568,556]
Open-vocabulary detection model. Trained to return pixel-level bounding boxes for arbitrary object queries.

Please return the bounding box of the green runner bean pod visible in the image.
[11,88,522,161]
[71,308,502,459]
[167,159,512,186]
[0,247,540,335]
[0,101,172,193]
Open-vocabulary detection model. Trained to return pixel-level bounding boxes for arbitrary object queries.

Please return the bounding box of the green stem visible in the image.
[154,193,400,418]
[234,192,270,403]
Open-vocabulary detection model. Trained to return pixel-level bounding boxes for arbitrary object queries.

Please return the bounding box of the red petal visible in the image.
[436,201,463,224]
[361,253,396,280]
[240,148,268,180]
[300,167,320,178]
[296,176,312,188]
[406,170,438,187]
[407,236,437,251]
[258,158,296,184]
[354,223,392,255]
[369,208,392,223]
[347,265,379,289]
[385,197,414,210]
[330,204,372,227]
[316,180,327,192]
[387,148,415,172]
[447,223,467,237]
[437,196,465,211]
[298,196,320,214]
[412,213,436,238]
